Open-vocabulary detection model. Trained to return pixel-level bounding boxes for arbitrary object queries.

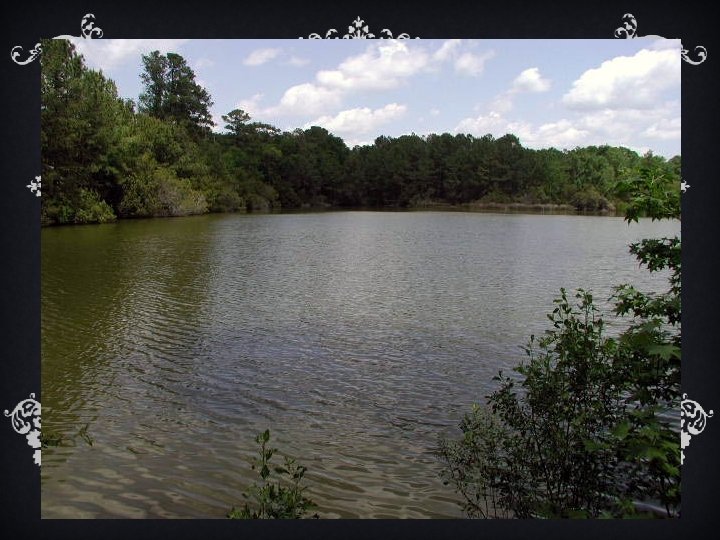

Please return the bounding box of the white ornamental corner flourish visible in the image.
[681,394,713,465]
[27,175,41,197]
[614,13,707,65]
[10,13,103,66]
[5,393,41,466]
[301,16,418,39]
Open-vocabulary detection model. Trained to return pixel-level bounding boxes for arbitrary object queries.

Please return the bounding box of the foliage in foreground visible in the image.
[441,166,681,518]
[227,430,317,519]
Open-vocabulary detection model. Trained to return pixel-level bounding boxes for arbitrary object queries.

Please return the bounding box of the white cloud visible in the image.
[454,51,495,76]
[455,98,679,152]
[238,84,343,118]
[490,94,514,114]
[563,45,681,110]
[246,40,494,122]
[515,120,590,148]
[243,48,282,66]
[456,49,680,152]
[576,103,681,143]
[455,112,589,150]
[433,39,462,62]
[250,41,446,120]
[447,44,680,154]
[642,117,681,140]
[576,109,639,139]
[455,111,509,135]
[643,37,683,51]
[67,38,189,69]
[481,67,551,115]
[314,39,494,92]
[288,56,310,67]
[430,108,440,116]
[236,93,265,116]
[317,40,432,91]
[512,67,551,92]
[431,40,495,77]
[306,103,407,136]
[267,83,343,116]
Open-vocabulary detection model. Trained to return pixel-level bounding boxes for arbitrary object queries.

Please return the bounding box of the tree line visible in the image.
[41,40,681,225]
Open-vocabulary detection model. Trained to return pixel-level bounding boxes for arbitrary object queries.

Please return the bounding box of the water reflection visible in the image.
[42,212,679,518]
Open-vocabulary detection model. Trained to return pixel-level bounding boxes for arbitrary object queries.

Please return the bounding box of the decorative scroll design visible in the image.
[10,42,42,66]
[11,13,103,66]
[26,175,41,197]
[681,46,708,66]
[614,12,707,65]
[4,393,41,466]
[614,13,638,39]
[302,16,416,39]
[681,394,714,465]
[79,13,104,39]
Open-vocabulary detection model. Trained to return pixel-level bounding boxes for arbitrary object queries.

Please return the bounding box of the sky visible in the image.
[68,38,681,157]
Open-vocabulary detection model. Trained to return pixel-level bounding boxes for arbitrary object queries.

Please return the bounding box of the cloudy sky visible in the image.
[69,38,681,157]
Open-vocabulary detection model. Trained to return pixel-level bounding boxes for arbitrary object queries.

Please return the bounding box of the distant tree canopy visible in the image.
[40,41,682,225]
[139,51,214,136]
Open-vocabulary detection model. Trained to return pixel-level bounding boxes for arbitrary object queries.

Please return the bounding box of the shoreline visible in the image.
[40,202,626,227]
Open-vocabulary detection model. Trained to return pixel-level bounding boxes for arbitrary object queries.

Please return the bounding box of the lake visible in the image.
[41,211,679,518]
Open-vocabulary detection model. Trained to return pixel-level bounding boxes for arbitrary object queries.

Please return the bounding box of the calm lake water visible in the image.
[41,211,679,518]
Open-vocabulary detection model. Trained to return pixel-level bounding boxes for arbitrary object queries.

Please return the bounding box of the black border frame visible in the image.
[1,0,717,538]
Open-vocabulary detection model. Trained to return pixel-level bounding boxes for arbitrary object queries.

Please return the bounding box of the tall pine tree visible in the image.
[139,51,214,137]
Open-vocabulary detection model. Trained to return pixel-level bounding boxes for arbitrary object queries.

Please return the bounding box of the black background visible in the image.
[0,0,716,537]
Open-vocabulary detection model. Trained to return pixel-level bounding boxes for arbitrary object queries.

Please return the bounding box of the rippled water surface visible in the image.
[41,211,679,518]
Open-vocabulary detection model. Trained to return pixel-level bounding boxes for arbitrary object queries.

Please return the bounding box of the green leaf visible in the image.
[612,421,630,440]
[646,343,680,360]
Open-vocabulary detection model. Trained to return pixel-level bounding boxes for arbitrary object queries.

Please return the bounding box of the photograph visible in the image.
[38,37,683,519]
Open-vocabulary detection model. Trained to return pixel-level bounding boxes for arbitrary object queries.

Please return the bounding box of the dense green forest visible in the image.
[41,39,681,225]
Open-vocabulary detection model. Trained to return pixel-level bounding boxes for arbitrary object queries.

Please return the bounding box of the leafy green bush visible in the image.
[441,165,681,518]
[439,404,513,518]
[608,169,681,516]
[479,188,513,204]
[118,153,208,217]
[73,188,117,224]
[571,186,610,212]
[208,188,246,213]
[227,430,317,519]
[43,189,116,225]
[442,289,631,518]
[41,198,76,225]
[238,179,279,211]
